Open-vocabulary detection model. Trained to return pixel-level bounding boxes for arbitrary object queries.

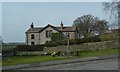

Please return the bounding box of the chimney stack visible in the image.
[30,22,34,28]
[60,21,63,30]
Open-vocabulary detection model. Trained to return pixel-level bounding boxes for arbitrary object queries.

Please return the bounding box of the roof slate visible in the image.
[26,24,77,33]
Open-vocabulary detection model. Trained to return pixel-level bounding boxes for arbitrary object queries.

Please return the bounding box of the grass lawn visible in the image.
[2,56,74,66]
[0,60,1,66]
[2,48,119,66]
[78,48,119,58]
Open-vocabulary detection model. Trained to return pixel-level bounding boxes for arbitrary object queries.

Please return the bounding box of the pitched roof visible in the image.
[26,24,77,33]
[25,27,42,33]
[39,24,59,33]
[62,26,77,32]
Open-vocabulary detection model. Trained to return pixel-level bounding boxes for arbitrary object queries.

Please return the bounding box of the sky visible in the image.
[0,2,2,37]
[1,0,113,2]
[1,2,114,43]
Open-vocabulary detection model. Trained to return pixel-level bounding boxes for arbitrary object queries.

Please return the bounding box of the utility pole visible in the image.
[66,33,70,53]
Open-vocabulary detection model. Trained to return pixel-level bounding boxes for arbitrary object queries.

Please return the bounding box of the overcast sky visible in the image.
[0,2,2,37]
[2,2,113,43]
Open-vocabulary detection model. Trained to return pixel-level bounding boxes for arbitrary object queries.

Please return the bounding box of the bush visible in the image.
[59,39,67,45]
[2,45,17,51]
[16,45,44,51]
[45,41,57,47]
[89,36,101,42]
[45,35,101,47]
[99,33,118,41]
[2,48,17,57]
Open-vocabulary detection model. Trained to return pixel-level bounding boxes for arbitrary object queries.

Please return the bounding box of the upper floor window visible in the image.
[46,30,52,37]
[31,34,35,39]
[66,32,70,38]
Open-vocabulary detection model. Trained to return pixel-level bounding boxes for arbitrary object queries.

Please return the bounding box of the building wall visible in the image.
[27,33,40,45]
[26,31,78,45]
[40,26,58,44]
[62,31,76,39]
[26,27,79,45]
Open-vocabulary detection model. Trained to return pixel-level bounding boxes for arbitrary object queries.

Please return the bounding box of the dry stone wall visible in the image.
[43,40,118,52]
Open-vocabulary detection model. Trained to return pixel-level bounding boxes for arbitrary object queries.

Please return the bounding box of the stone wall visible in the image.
[43,40,118,52]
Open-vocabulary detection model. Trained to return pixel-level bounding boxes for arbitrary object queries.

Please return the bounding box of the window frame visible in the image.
[31,34,35,39]
[46,30,52,38]
[31,42,34,45]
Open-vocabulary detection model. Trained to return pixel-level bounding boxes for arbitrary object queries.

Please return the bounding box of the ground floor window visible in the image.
[31,42,34,45]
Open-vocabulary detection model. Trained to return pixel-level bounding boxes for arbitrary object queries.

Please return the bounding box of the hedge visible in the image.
[16,45,44,51]
[45,35,101,47]
[2,48,17,57]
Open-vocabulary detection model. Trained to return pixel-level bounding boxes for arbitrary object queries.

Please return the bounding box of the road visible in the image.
[19,58,118,70]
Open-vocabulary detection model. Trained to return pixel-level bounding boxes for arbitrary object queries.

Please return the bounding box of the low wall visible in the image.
[43,40,118,52]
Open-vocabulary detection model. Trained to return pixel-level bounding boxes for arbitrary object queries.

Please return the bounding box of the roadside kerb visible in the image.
[2,54,119,70]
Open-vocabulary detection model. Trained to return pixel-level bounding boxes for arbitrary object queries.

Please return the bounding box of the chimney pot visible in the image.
[60,21,63,30]
[30,22,34,28]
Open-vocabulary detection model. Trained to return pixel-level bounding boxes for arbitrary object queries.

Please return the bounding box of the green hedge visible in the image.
[16,45,44,51]
[2,45,17,51]
[45,35,101,47]
[45,41,57,47]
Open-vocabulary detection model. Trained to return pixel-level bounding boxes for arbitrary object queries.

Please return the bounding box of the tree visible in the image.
[96,20,109,34]
[51,33,63,42]
[103,1,119,29]
[103,1,119,18]
[73,14,109,38]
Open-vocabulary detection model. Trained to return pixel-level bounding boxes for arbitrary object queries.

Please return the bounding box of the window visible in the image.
[66,32,70,38]
[46,30,52,37]
[31,42,34,45]
[31,34,34,39]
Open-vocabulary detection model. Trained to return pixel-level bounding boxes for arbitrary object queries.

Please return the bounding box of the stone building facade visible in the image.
[25,22,80,45]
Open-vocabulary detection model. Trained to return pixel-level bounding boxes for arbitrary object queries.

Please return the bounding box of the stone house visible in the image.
[25,22,80,45]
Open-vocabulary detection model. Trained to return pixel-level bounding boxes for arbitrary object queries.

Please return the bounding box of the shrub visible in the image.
[60,39,67,45]
[45,35,102,47]
[89,36,101,42]
[16,45,44,51]
[45,41,57,47]
[2,48,17,57]
[99,33,118,41]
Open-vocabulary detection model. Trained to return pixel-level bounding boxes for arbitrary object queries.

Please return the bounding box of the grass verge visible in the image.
[78,48,119,58]
[2,48,119,66]
[2,56,74,66]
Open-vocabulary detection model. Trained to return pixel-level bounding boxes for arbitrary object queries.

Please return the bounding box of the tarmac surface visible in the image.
[20,58,118,70]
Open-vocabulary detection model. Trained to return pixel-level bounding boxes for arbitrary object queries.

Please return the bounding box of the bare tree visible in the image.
[73,14,109,38]
[103,1,119,18]
[103,1,119,29]
[96,20,109,34]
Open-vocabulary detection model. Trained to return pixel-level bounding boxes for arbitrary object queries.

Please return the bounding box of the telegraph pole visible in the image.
[66,33,70,53]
